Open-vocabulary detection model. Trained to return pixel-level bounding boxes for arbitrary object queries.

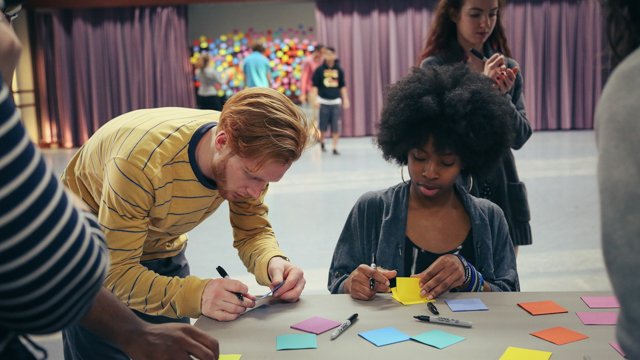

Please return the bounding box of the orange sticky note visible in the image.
[530,327,588,345]
[517,300,568,315]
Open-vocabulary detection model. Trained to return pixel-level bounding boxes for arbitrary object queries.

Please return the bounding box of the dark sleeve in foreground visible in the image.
[597,48,640,360]
[0,79,110,336]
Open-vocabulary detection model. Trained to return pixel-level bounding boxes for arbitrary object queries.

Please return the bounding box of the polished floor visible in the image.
[35,129,607,357]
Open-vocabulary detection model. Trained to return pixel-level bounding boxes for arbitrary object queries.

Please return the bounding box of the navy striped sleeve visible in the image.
[0,79,110,341]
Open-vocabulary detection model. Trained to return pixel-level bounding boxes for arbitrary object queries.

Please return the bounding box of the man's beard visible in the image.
[211,153,231,200]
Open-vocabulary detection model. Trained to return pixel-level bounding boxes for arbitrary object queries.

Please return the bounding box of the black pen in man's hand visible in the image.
[216,266,244,301]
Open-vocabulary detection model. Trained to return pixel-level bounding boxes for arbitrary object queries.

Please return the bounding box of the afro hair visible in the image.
[375,64,513,178]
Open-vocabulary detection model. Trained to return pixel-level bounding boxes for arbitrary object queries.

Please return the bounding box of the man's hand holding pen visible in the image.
[201,277,256,322]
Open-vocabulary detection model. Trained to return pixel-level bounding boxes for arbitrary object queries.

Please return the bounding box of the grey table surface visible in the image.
[194,291,620,359]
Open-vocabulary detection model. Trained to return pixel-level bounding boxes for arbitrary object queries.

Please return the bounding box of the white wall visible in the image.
[188,1,316,43]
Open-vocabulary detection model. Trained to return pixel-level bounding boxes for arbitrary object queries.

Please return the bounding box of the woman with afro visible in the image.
[328,64,519,300]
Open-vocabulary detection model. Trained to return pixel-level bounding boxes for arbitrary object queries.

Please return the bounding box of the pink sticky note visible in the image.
[290,316,341,335]
[576,312,618,325]
[581,296,620,308]
[610,342,626,357]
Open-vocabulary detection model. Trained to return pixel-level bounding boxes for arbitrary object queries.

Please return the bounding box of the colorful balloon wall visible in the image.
[191,24,317,102]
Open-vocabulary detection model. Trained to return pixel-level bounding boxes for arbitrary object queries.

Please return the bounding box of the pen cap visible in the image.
[348,313,358,322]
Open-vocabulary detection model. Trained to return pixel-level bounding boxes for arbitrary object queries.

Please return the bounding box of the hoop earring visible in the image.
[401,166,409,185]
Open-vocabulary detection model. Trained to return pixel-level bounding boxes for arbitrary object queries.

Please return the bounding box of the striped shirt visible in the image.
[61,108,287,319]
[0,77,109,350]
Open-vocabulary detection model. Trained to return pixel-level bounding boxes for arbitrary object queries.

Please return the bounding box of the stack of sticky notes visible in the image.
[276,334,318,350]
[530,327,588,345]
[517,300,568,315]
[290,316,341,335]
[445,298,488,312]
[576,312,618,325]
[359,327,410,347]
[358,327,467,350]
[276,316,343,351]
[411,330,465,349]
[581,296,620,308]
[499,347,552,360]
[390,277,434,305]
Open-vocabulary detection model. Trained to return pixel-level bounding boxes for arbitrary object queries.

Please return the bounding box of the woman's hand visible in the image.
[411,254,465,300]
[344,265,397,301]
[495,67,518,95]
[483,53,506,82]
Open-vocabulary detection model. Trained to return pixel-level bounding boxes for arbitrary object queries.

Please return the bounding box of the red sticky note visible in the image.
[531,327,588,345]
[518,301,568,315]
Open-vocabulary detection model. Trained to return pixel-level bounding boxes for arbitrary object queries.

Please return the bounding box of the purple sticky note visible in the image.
[445,298,488,312]
[290,316,341,335]
[581,296,620,308]
[576,312,618,325]
[611,342,626,357]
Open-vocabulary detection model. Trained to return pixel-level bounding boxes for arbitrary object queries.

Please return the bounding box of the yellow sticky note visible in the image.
[392,277,434,305]
[499,347,552,360]
[219,355,242,360]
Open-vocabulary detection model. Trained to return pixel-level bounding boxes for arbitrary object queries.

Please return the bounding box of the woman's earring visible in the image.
[401,166,409,185]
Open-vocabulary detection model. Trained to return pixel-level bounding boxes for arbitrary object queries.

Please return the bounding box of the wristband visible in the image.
[455,254,471,285]
[460,264,477,292]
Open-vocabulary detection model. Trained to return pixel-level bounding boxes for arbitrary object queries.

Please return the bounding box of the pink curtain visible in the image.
[33,6,196,148]
[315,0,606,135]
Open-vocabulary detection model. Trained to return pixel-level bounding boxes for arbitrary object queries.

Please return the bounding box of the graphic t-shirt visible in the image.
[312,63,345,100]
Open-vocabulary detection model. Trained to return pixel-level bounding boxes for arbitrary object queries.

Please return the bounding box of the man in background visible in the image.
[243,43,272,88]
[311,46,350,155]
[299,44,324,139]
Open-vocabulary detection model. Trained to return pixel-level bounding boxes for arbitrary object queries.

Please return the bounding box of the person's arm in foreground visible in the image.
[81,288,219,360]
[597,49,640,360]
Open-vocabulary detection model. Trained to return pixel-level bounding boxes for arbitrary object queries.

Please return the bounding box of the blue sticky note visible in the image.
[411,330,466,349]
[358,327,410,347]
[445,298,488,312]
[276,334,317,350]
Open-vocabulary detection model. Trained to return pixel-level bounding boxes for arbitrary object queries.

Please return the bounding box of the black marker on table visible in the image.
[414,315,472,328]
[369,253,377,290]
[331,313,358,340]
[427,302,439,315]
[216,266,244,301]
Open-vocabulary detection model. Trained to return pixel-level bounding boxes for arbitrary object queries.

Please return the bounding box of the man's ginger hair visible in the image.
[217,87,316,170]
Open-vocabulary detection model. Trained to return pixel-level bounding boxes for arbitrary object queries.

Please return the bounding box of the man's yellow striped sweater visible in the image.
[62,107,287,318]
